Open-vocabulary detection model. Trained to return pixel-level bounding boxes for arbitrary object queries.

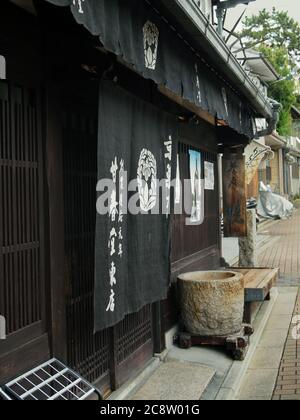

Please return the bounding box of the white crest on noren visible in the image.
[143,21,159,70]
[137,149,157,212]
[222,87,229,117]
[73,0,85,14]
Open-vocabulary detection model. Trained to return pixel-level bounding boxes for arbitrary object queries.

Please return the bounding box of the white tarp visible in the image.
[257,182,294,220]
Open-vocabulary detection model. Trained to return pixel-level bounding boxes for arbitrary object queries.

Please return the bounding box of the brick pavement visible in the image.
[259,210,300,285]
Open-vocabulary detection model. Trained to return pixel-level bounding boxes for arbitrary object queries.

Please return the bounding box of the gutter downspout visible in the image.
[255,99,282,139]
[215,0,256,38]
[216,5,226,38]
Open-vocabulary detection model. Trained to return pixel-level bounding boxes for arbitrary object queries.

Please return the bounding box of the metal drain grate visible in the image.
[1,359,101,400]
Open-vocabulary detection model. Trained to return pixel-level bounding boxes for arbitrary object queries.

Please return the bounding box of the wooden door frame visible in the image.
[45,83,67,362]
[0,81,50,384]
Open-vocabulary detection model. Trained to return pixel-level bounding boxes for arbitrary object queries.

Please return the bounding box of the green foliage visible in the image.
[277,109,293,136]
[259,45,296,135]
[241,8,300,65]
[240,8,300,135]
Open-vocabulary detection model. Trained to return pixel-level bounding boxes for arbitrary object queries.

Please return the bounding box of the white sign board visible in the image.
[0,55,6,79]
[204,161,215,190]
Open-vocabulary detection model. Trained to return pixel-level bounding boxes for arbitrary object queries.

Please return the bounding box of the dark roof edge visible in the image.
[160,0,274,119]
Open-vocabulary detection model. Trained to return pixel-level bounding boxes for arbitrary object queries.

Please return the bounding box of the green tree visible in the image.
[259,45,296,136]
[241,8,300,65]
[240,8,300,136]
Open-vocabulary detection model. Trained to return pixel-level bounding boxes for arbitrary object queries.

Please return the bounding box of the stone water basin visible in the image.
[178,271,244,337]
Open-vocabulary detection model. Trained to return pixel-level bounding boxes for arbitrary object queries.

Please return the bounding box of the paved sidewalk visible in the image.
[238,210,300,400]
[273,291,300,400]
[237,288,299,400]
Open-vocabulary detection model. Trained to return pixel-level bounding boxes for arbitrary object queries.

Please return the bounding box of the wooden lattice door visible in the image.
[0,81,49,383]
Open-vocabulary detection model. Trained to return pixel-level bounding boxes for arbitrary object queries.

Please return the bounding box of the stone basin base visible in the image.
[178,271,245,337]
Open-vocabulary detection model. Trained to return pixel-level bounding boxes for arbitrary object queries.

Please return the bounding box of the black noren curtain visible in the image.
[94,81,177,331]
[45,0,255,139]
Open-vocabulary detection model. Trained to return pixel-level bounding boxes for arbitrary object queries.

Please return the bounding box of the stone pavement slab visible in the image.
[237,287,298,400]
[265,315,292,330]
[238,369,279,400]
[258,329,290,348]
[272,290,300,400]
[130,359,215,401]
[249,347,283,370]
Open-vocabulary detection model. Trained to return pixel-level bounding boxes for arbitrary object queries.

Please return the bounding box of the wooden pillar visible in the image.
[45,84,67,361]
[152,302,166,355]
[239,209,258,267]
[222,148,247,238]
[109,327,118,391]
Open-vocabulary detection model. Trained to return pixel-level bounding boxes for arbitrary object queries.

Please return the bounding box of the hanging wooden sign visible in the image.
[222,152,247,238]
[245,141,269,186]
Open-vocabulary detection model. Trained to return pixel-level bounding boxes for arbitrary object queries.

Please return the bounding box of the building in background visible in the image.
[240,50,282,199]
[284,137,300,197]
[261,133,286,196]
[291,106,300,138]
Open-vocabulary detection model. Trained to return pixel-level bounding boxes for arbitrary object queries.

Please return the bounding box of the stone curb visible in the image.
[215,287,279,400]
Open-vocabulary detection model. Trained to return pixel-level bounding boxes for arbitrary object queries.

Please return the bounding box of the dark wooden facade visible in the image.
[0,0,222,395]
[0,3,49,384]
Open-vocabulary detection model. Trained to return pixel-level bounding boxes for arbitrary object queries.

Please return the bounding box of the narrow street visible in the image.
[237,211,300,400]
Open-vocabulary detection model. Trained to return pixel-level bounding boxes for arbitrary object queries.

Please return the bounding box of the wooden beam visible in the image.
[158,85,216,126]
